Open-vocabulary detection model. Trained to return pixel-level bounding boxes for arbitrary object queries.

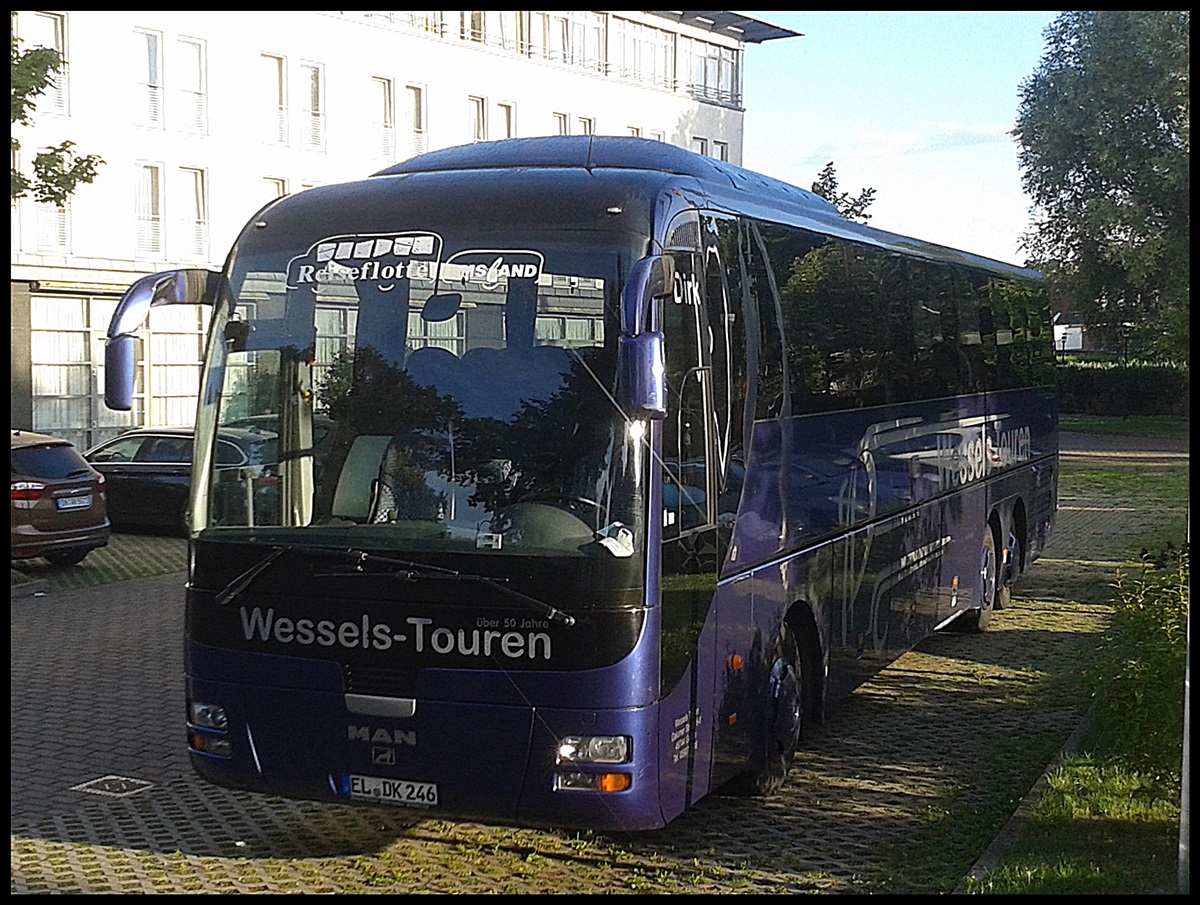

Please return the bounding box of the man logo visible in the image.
[349,725,417,746]
[372,747,396,766]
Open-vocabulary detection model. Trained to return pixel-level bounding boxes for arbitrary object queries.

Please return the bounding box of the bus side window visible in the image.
[662,257,711,538]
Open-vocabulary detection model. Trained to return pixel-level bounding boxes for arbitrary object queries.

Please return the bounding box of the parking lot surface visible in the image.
[10,434,1188,893]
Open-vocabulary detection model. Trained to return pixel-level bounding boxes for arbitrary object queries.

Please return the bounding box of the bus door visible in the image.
[657,251,719,814]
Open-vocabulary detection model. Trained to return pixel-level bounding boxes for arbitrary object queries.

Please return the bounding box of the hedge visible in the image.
[1055,360,1190,416]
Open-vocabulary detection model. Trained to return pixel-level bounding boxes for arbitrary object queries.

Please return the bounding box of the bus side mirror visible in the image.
[104,269,219,410]
[104,335,137,411]
[622,254,676,334]
[618,332,666,420]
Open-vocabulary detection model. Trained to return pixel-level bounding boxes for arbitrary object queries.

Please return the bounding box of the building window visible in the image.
[405,85,426,157]
[263,177,287,200]
[627,126,641,138]
[400,11,443,35]
[19,12,68,113]
[178,167,208,261]
[135,163,163,257]
[134,29,164,127]
[650,130,666,143]
[530,11,604,71]
[301,62,324,149]
[176,37,207,134]
[577,116,594,135]
[372,77,396,159]
[25,294,196,450]
[683,38,741,106]
[314,305,358,398]
[553,112,569,135]
[261,54,287,144]
[691,137,708,157]
[469,95,486,142]
[147,304,210,426]
[36,201,70,252]
[612,17,673,88]
[711,140,729,162]
[495,11,522,52]
[497,102,515,139]
[461,11,485,43]
[407,310,466,354]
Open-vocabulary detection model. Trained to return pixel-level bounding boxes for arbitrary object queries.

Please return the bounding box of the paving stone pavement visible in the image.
[10,432,1188,893]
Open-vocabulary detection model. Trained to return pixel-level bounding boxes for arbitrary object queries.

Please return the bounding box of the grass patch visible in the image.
[1059,459,1189,507]
[966,546,1187,895]
[964,757,1180,894]
[1059,413,1189,440]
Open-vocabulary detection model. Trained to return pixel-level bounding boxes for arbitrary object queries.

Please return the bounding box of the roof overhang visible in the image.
[647,11,802,43]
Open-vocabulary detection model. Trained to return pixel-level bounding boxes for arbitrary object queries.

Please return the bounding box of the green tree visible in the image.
[1013,11,1189,362]
[810,161,876,222]
[10,18,104,205]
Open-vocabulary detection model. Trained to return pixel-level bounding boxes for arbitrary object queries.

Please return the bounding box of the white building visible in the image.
[10,10,799,450]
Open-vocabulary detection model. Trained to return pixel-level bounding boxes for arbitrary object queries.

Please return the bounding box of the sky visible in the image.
[739,11,1060,267]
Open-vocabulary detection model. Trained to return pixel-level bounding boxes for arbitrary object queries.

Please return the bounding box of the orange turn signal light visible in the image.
[599,773,631,793]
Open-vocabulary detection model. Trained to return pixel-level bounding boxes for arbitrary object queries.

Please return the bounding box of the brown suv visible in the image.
[11,429,110,566]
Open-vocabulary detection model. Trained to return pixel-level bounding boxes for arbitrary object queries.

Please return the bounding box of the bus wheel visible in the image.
[996,529,1021,611]
[724,627,803,796]
[957,523,999,632]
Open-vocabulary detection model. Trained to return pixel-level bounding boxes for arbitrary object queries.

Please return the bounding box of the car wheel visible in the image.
[45,549,90,567]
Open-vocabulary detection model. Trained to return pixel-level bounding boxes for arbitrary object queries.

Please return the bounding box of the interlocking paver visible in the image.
[10,433,1188,893]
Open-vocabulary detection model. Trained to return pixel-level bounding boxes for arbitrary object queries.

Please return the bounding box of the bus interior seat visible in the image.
[331,434,392,521]
[459,344,571,421]
[367,436,440,523]
[405,346,459,392]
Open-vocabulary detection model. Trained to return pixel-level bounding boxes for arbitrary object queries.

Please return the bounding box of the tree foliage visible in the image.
[1013,11,1189,362]
[10,17,104,205]
[810,161,876,223]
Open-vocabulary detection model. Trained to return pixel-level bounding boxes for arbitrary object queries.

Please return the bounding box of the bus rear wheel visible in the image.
[725,626,803,797]
[957,522,999,632]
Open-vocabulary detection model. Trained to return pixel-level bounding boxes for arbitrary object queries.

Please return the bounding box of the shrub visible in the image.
[1055,360,1190,416]
[1086,545,1189,783]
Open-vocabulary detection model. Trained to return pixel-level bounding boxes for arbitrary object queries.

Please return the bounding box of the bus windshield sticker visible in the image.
[441,249,545,290]
[285,231,443,291]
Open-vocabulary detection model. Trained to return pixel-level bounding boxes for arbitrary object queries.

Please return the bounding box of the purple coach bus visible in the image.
[104,137,1057,830]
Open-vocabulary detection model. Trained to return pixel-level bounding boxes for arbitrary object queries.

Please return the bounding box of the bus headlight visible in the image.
[189,701,229,731]
[556,734,630,764]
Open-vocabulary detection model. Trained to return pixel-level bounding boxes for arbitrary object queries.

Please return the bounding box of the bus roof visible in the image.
[373,136,1040,279]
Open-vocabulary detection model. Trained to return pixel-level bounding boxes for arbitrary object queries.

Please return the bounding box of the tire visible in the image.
[724,625,803,796]
[44,548,90,567]
[956,523,999,632]
[996,529,1021,611]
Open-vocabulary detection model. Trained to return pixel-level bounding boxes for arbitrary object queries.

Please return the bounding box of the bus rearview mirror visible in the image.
[618,332,666,420]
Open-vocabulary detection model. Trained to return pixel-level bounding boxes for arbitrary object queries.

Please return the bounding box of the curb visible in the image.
[10,568,49,598]
[953,714,1093,893]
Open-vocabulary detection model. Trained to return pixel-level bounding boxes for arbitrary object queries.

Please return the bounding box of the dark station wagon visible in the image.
[83,427,278,534]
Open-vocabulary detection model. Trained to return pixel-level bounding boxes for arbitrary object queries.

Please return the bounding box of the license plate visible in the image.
[347,774,438,808]
[56,495,92,510]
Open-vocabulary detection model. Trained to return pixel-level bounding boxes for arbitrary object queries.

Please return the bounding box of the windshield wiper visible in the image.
[312,548,577,627]
[214,545,287,606]
[214,545,575,627]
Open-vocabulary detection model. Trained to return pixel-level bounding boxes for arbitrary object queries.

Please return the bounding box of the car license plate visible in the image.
[347,774,438,808]
[56,495,92,510]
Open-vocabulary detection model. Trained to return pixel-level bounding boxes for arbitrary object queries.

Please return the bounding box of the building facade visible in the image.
[10,10,798,450]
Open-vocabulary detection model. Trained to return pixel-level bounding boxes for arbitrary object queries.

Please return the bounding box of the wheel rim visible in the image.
[979,530,998,612]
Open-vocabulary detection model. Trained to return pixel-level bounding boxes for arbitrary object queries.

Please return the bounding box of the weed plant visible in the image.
[967,545,1188,894]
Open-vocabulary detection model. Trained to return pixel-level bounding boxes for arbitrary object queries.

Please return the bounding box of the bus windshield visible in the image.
[194,180,649,580]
